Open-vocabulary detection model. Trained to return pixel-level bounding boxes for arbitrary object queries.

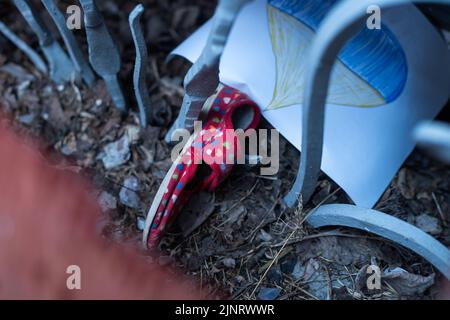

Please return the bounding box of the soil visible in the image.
[0,0,449,300]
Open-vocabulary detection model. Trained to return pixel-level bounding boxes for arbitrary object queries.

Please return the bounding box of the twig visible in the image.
[249,188,341,298]
[245,197,280,242]
[432,192,447,226]
[250,227,296,298]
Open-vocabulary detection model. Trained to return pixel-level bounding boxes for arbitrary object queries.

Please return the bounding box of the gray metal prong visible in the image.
[165,0,252,143]
[0,20,47,74]
[129,4,151,128]
[41,0,95,86]
[307,204,450,280]
[79,0,126,112]
[13,0,76,84]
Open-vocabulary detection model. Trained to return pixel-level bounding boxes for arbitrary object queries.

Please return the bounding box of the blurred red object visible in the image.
[0,126,200,300]
[436,278,450,300]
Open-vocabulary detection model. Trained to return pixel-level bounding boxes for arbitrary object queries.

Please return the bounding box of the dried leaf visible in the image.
[397,168,416,200]
[383,267,435,296]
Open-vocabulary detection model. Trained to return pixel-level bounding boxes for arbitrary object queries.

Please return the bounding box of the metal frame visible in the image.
[283,0,450,208]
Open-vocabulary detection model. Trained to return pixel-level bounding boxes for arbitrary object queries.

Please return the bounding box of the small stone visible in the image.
[126,125,141,144]
[16,80,31,98]
[119,176,141,209]
[137,217,146,231]
[61,145,76,156]
[257,288,281,301]
[222,258,236,268]
[80,111,95,119]
[98,191,117,212]
[292,262,305,280]
[17,113,35,125]
[91,99,105,114]
[125,176,140,191]
[257,229,272,242]
[61,136,78,156]
[101,135,131,169]
[415,214,442,235]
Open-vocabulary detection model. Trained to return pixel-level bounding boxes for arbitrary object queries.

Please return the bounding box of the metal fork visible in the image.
[13,0,76,84]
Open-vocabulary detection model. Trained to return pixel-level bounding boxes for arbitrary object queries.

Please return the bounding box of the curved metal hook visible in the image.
[129,4,151,128]
[307,204,450,280]
[284,0,450,208]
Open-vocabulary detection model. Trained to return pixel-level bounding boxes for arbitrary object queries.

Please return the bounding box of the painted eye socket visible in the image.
[267,0,408,110]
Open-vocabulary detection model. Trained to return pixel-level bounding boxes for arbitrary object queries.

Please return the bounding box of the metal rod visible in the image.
[0,20,47,74]
[41,0,95,86]
[79,0,126,112]
[307,204,450,280]
[129,4,151,128]
[414,121,450,163]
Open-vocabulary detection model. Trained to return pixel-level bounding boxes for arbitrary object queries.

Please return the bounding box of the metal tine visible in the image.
[165,0,252,143]
[414,121,450,164]
[283,0,450,208]
[41,0,95,86]
[129,4,151,128]
[0,20,48,74]
[79,0,126,112]
[307,204,450,280]
[13,0,77,84]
